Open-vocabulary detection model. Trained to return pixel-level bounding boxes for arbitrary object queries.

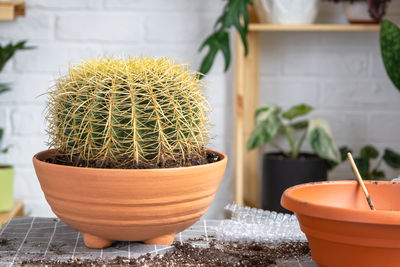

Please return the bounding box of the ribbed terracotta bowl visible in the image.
[281,180,400,267]
[33,149,227,248]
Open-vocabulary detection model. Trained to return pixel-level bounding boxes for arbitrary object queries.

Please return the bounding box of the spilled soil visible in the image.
[18,240,310,266]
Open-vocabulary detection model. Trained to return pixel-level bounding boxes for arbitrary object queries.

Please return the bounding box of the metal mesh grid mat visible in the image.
[0,217,314,267]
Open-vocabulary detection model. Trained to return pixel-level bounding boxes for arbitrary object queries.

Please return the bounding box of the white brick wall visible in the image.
[1,1,400,218]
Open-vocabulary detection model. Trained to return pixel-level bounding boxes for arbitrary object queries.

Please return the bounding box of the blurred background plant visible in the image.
[247,103,341,165]
[0,40,32,154]
[0,41,31,94]
[338,145,400,179]
[198,0,252,76]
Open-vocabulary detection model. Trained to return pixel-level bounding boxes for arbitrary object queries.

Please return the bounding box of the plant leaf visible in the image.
[371,169,385,179]
[307,118,341,163]
[0,40,32,72]
[0,83,10,94]
[199,46,218,76]
[360,145,379,159]
[1,146,9,154]
[282,104,313,120]
[354,157,370,178]
[380,20,400,91]
[247,105,281,150]
[219,31,231,71]
[291,120,308,130]
[339,146,351,162]
[198,0,252,76]
[383,148,400,168]
[0,128,3,143]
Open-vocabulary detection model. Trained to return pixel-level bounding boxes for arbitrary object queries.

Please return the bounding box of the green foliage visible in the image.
[360,145,379,159]
[337,145,400,180]
[247,103,340,163]
[380,20,400,91]
[383,149,400,168]
[0,40,30,154]
[0,40,32,92]
[198,0,252,76]
[46,57,210,168]
[308,118,341,163]
[282,104,313,120]
[247,105,281,150]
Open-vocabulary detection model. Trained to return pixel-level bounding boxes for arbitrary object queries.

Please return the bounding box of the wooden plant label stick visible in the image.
[347,152,376,211]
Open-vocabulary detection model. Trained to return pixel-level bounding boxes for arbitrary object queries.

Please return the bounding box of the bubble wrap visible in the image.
[214,204,307,244]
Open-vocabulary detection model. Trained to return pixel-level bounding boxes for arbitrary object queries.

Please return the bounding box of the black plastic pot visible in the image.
[262,152,327,213]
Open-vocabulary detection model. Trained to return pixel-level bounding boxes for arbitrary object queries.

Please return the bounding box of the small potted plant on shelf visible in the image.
[32,57,227,249]
[327,0,391,24]
[0,40,31,212]
[247,103,341,212]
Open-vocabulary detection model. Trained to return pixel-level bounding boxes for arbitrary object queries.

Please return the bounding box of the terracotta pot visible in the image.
[281,180,400,267]
[33,149,227,249]
[0,165,14,212]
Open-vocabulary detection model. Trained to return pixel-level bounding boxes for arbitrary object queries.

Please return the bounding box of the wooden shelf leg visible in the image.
[234,31,260,207]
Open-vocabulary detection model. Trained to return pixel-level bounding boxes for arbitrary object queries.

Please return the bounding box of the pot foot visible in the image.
[144,234,175,245]
[83,233,113,248]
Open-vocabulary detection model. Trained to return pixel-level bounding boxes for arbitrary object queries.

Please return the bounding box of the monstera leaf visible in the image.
[307,118,341,163]
[381,20,400,91]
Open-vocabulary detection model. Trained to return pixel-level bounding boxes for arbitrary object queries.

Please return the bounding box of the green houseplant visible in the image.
[0,40,30,212]
[338,145,400,179]
[247,103,341,212]
[198,0,252,76]
[33,57,227,248]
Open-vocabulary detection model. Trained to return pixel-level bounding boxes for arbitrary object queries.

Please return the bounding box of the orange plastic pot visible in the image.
[33,149,227,249]
[281,180,400,267]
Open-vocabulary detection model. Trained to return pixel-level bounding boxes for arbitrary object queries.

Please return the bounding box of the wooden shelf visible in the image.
[0,201,24,227]
[0,1,25,21]
[249,23,381,32]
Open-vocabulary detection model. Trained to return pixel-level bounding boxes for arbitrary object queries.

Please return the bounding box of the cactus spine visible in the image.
[46,57,210,168]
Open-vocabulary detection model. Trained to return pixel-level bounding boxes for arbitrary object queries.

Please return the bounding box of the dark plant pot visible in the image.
[262,152,327,213]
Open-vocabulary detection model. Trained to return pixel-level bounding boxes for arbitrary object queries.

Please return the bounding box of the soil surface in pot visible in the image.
[17,240,310,266]
[43,151,220,169]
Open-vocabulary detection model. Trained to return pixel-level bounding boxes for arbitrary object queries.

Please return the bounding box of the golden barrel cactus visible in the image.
[46,57,210,168]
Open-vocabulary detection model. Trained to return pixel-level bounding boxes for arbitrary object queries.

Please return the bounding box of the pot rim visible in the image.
[33,148,227,172]
[263,152,324,161]
[281,180,400,225]
[0,164,13,169]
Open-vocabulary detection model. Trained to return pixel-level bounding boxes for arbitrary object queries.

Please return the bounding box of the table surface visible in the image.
[0,217,315,267]
[0,202,24,228]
